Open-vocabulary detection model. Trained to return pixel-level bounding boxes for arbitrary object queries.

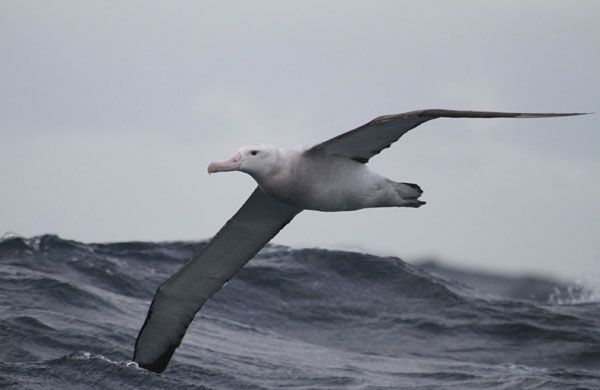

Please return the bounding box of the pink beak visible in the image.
[207,152,242,174]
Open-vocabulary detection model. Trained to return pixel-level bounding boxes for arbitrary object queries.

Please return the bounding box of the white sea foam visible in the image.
[548,278,600,305]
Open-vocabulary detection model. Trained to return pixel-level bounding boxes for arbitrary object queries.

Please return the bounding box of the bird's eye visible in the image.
[250,150,258,156]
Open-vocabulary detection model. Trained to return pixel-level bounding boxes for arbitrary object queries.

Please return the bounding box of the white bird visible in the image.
[134,108,585,372]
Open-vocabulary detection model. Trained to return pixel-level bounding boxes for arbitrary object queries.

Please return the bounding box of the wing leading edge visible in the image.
[134,187,301,372]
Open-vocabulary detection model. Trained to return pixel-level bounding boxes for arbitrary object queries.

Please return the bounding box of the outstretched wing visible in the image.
[134,187,301,373]
[307,109,586,163]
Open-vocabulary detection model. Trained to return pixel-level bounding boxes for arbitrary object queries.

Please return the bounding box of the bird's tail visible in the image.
[388,181,426,208]
[394,182,423,199]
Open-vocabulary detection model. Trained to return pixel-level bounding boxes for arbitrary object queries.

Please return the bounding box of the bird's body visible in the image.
[252,147,416,211]
[134,108,587,373]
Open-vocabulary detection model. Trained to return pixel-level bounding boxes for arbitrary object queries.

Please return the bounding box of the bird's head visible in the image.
[207,144,281,179]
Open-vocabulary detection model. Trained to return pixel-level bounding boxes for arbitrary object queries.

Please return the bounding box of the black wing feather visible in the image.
[307,109,587,163]
[134,187,301,372]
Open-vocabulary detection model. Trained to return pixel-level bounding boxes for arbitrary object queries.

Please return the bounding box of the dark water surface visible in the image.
[1,235,599,389]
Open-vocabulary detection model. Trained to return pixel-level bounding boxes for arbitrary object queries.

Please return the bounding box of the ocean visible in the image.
[1,234,599,389]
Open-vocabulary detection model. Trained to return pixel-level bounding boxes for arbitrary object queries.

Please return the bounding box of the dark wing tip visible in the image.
[414,109,591,119]
[133,287,185,373]
[516,112,591,118]
[135,345,177,373]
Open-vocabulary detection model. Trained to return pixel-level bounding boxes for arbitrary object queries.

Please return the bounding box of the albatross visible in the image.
[134,108,585,372]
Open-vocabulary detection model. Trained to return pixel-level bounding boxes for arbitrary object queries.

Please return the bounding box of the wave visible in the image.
[2,235,600,388]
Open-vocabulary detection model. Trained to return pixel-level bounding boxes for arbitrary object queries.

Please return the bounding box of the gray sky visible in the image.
[1,1,598,279]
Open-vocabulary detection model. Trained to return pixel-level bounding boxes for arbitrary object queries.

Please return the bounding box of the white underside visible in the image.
[255,150,403,211]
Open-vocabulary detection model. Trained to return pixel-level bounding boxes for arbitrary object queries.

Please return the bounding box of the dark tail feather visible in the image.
[393,182,423,199]
[405,199,426,208]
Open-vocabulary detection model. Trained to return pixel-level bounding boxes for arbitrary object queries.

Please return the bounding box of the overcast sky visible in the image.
[1,1,598,279]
